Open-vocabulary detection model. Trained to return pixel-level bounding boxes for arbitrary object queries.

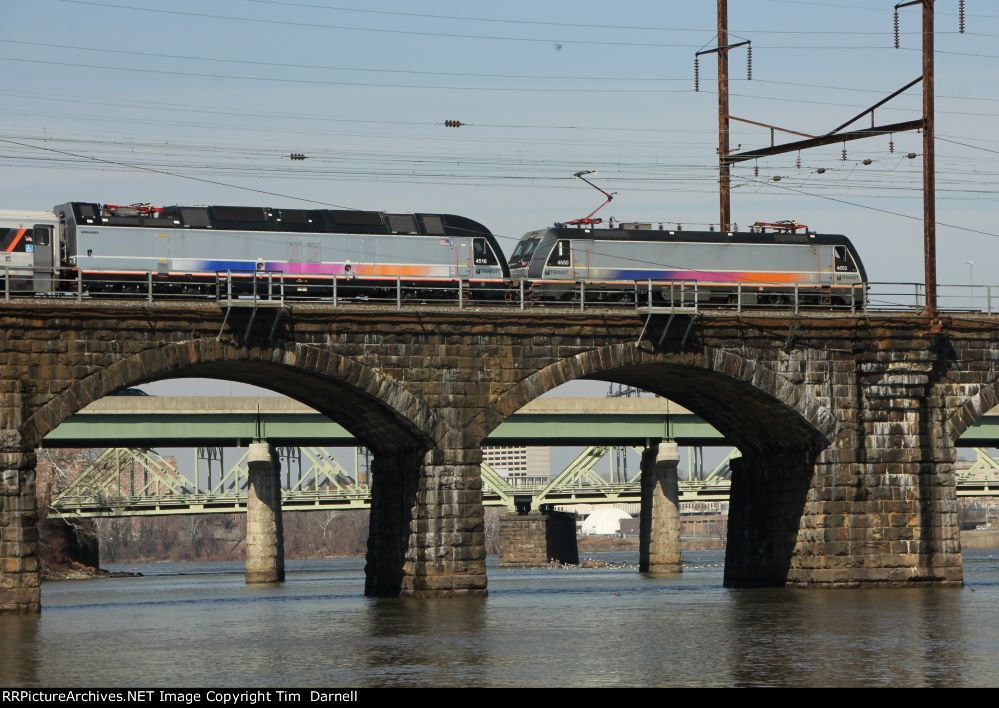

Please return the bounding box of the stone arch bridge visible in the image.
[2,301,997,612]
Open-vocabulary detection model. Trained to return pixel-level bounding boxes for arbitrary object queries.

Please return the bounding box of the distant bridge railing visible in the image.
[47,443,999,519]
[47,445,736,519]
[48,480,734,519]
[4,267,998,314]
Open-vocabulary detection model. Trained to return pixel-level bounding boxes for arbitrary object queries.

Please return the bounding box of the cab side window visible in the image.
[834,246,854,272]
[546,240,571,267]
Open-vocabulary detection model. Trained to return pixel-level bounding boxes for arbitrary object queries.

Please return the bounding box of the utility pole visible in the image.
[896,0,939,321]
[696,1,748,232]
[922,0,937,320]
[717,0,731,233]
[714,0,952,323]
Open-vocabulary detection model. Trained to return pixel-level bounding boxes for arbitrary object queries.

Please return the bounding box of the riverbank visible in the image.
[44,561,141,582]
[962,529,999,549]
[577,535,725,552]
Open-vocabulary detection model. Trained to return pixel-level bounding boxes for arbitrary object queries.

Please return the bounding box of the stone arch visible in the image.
[21,339,438,456]
[483,342,836,454]
[944,382,999,447]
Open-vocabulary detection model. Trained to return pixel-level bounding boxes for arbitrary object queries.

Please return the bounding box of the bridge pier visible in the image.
[366,445,487,598]
[401,446,487,597]
[724,343,965,588]
[497,510,579,567]
[0,447,40,613]
[725,447,963,588]
[245,442,284,584]
[365,449,421,596]
[639,442,682,575]
[724,450,815,587]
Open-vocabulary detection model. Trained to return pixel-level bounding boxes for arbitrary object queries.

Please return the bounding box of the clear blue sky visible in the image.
[2,0,997,286]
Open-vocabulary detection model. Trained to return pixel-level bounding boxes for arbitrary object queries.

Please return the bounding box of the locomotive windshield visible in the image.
[510,237,540,266]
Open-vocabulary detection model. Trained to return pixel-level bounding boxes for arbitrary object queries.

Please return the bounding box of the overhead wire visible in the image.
[6,38,999,105]
[0,39,695,82]
[0,57,699,93]
[738,175,999,239]
[0,88,730,135]
[227,0,959,34]
[0,137,361,210]
[51,0,989,50]
[8,52,999,120]
[0,0,989,269]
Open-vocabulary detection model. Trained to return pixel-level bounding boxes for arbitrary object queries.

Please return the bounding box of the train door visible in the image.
[457,239,472,279]
[32,224,54,291]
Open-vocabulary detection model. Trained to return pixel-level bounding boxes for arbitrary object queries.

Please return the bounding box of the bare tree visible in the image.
[183,515,206,560]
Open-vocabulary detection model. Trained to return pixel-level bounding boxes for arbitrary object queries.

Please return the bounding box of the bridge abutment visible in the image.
[0,448,40,613]
[639,442,682,575]
[245,442,284,584]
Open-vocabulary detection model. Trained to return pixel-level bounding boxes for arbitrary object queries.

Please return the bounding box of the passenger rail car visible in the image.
[509,224,868,307]
[0,202,508,298]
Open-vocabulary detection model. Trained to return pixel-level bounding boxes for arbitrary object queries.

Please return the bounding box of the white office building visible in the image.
[483,446,551,487]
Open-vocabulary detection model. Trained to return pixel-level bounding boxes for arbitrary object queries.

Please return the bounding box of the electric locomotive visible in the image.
[509,220,868,308]
[0,201,508,297]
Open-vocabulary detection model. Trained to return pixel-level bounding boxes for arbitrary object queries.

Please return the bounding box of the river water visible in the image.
[2,550,998,687]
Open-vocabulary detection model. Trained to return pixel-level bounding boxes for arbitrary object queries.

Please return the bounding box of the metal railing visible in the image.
[3,266,998,315]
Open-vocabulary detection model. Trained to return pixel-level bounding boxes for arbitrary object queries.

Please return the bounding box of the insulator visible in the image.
[796,153,801,169]
[746,44,753,81]
[842,145,848,161]
[754,162,759,177]
[694,56,700,92]
[960,0,966,34]
[894,9,900,48]
[889,135,895,153]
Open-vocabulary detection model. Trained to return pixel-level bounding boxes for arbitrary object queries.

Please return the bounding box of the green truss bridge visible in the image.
[44,397,999,518]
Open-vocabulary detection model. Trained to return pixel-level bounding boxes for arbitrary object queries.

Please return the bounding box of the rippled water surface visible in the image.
[2,551,998,687]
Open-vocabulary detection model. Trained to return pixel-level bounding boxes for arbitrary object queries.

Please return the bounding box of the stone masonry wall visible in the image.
[3,302,998,609]
[498,511,578,567]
